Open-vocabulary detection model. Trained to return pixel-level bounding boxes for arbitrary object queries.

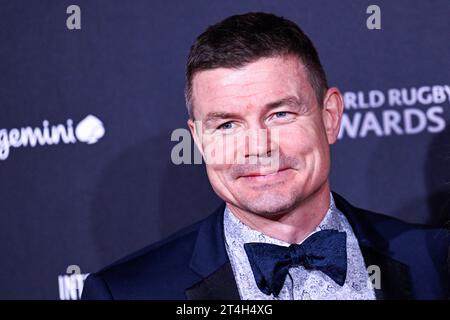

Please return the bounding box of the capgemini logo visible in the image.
[75,115,105,144]
[0,114,105,160]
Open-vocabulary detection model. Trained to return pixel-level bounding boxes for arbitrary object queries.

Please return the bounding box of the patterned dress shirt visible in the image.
[224,193,376,300]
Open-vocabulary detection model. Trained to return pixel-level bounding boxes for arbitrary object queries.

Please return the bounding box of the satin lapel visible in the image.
[186,262,240,300]
[332,192,415,300]
[186,203,240,300]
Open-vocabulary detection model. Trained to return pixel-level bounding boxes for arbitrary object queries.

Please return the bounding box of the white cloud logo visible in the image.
[75,115,105,144]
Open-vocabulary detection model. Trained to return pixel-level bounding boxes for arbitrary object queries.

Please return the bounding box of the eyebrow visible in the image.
[203,95,306,125]
[265,96,305,110]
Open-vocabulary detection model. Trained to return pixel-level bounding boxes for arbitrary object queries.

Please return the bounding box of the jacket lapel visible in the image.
[185,203,240,300]
[359,245,414,299]
[186,262,240,300]
[185,193,417,300]
[333,192,415,299]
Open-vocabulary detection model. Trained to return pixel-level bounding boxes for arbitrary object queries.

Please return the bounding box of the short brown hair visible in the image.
[185,12,329,118]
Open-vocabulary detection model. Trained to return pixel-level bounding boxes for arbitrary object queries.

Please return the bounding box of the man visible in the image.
[82,12,449,300]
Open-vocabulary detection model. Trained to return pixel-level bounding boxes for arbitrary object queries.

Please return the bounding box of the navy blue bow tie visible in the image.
[243,229,347,297]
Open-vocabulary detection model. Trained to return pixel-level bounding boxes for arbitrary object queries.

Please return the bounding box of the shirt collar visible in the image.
[224,193,345,247]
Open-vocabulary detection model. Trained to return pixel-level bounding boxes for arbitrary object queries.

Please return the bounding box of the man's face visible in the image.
[188,55,342,217]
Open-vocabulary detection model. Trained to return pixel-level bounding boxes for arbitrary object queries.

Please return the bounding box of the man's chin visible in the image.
[233,193,299,217]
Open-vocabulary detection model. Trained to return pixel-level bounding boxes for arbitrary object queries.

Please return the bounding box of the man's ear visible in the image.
[187,118,205,157]
[321,87,344,145]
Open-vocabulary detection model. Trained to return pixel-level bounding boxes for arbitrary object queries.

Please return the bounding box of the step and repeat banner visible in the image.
[0,0,449,299]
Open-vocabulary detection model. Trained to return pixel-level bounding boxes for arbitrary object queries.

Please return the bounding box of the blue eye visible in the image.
[275,112,287,118]
[219,122,234,130]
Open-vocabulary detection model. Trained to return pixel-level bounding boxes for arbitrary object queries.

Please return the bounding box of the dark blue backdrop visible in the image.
[0,0,449,299]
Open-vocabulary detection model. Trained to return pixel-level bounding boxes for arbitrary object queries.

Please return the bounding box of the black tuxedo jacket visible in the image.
[82,192,449,300]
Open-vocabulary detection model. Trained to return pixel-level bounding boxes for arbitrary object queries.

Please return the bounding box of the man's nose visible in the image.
[242,124,279,160]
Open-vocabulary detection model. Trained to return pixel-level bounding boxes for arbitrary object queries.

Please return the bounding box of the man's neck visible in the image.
[226,182,331,244]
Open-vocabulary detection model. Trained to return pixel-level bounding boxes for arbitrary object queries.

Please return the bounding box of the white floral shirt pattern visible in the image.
[224,194,376,300]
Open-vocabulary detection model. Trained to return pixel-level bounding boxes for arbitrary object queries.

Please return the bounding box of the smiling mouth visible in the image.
[239,168,291,182]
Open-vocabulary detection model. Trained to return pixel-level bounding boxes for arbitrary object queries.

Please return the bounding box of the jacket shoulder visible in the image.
[82,218,205,299]
[348,198,448,246]
[333,191,448,240]
[333,192,449,276]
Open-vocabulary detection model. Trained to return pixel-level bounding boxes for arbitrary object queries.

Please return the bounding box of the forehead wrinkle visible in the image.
[219,79,276,89]
[192,56,316,119]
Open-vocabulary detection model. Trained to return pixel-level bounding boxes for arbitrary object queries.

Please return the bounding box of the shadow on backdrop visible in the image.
[89,131,221,267]
[364,122,450,227]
